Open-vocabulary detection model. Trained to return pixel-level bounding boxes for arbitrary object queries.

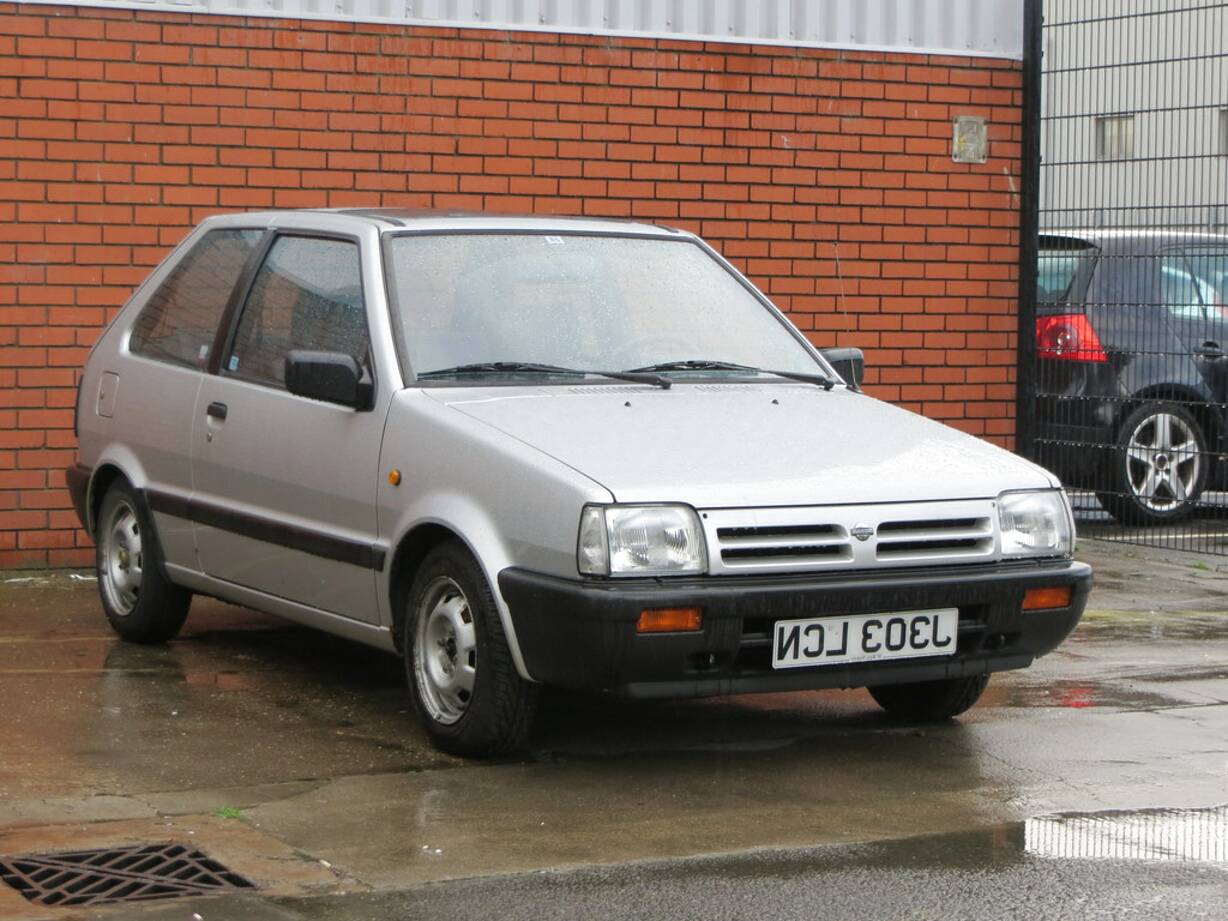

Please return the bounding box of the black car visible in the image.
[1034,229,1228,525]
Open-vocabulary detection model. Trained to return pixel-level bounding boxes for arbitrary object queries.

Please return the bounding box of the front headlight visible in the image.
[998,489,1073,559]
[577,504,707,577]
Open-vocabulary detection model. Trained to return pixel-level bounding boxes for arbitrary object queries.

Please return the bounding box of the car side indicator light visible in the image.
[388,469,402,486]
[1022,586,1073,611]
[636,608,703,634]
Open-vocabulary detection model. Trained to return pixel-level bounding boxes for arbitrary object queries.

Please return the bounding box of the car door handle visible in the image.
[1194,341,1226,359]
[206,401,228,421]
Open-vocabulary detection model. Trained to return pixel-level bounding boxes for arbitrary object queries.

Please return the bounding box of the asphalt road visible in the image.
[286,829,1228,921]
[0,538,1225,921]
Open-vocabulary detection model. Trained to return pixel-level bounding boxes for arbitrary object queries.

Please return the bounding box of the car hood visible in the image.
[427,383,1057,507]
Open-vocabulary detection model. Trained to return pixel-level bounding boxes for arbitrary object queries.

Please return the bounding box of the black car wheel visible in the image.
[868,674,989,721]
[404,541,539,757]
[1098,402,1208,526]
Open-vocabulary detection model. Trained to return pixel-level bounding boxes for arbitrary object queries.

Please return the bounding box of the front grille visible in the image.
[722,543,847,561]
[702,500,999,575]
[875,516,995,560]
[717,523,850,563]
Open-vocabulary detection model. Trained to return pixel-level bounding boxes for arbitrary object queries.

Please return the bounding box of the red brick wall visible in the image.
[0,2,1024,568]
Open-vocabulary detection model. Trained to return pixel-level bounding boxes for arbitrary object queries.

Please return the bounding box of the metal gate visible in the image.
[1021,0,1228,554]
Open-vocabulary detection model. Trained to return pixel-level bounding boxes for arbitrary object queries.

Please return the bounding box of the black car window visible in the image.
[1160,260,1203,318]
[1160,253,1224,321]
[225,235,368,388]
[129,229,262,369]
[1038,252,1082,303]
[1037,239,1098,306]
[1181,249,1228,317]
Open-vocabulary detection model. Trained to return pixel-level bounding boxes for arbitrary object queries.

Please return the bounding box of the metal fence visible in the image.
[1022,0,1228,554]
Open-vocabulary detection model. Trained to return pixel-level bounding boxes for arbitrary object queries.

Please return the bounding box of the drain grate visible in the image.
[0,842,255,908]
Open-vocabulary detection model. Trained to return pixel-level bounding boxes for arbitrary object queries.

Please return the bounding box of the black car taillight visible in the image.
[1035,313,1108,363]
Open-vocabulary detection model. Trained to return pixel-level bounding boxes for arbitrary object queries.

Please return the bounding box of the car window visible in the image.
[1038,253,1081,304]
[225,235,368,388]
[129,229,262,368]
[1180,249,1228,317]
[1161,256,1224,321]
[1037,240,1097,305]
[1160,263,1204,319]
[385,233,824,378]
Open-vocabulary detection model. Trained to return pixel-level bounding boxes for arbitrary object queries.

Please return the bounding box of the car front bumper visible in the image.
[499,560,1092,698]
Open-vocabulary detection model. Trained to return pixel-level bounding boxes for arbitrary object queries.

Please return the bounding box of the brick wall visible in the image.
[0,2,1025,568]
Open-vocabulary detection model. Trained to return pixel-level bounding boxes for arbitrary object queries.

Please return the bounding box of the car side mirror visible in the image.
[820,347,865,391]
[285,350,374,410]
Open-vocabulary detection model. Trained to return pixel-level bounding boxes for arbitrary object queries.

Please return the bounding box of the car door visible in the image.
[189,230,387,622]
[121,227,263,569]
[1160,248,1228,408]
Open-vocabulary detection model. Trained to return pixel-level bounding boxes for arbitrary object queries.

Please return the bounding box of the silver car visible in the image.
[69,210,1091,756]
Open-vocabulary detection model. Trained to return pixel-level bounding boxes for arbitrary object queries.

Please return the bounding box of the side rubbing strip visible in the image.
[145,490,386,571]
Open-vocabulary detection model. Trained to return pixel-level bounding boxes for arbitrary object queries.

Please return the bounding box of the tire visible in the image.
[1097,402,1208,526]
[868,673,989,721]
[404,541,539,757]
[95,480,192,644]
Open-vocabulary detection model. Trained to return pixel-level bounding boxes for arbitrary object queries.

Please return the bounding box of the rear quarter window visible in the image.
[129,229,263,368]
[1037,237,1099,306]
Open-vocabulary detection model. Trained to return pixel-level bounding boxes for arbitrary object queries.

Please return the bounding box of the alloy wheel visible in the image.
[1124,411,1202,512]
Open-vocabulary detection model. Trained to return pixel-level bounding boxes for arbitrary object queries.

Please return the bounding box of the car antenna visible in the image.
[833,241,851,345]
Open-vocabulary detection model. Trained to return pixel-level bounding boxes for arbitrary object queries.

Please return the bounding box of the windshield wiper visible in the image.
[417,362,671,389]
[627,360,835,390]
[418,361,579,379]
[628,360,759,373]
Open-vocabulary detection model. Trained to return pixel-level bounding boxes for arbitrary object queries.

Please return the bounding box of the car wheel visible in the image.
[1098,402,1208,526]
[404,542,539,757]
[95,480,192,644]
[868,674,989,721]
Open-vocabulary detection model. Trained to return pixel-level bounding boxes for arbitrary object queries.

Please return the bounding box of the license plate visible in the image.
[771,608,959,670]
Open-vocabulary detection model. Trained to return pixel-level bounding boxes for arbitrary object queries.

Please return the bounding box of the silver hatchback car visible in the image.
[69,210,1091,756]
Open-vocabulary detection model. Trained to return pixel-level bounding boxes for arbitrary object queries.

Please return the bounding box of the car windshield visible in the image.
[383,233,828,381]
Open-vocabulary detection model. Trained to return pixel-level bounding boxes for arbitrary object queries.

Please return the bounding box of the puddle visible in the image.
[1076,611,1228,643]
[992,678,1189,711]
[1025,805,1228,863]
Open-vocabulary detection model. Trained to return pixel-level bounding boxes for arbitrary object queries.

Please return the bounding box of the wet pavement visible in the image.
[0,538,1226,920]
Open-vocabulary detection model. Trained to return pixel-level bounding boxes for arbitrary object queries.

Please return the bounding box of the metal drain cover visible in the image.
[0,842,255,908]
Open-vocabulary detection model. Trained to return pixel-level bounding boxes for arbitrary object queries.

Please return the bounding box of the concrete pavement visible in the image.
[0,539,1226,920]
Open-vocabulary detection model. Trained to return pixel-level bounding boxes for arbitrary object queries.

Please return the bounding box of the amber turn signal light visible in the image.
[1022,586,1073,611]
[636,607,703,634]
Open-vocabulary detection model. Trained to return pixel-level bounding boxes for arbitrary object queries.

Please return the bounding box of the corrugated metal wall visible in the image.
[16,0,1024,58]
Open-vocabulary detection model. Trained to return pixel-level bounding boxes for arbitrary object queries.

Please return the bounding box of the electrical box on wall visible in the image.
[952,116,989,163]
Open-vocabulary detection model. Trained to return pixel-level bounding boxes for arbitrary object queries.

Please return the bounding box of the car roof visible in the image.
[1041,228,1228,255]
[200,208,689,238]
